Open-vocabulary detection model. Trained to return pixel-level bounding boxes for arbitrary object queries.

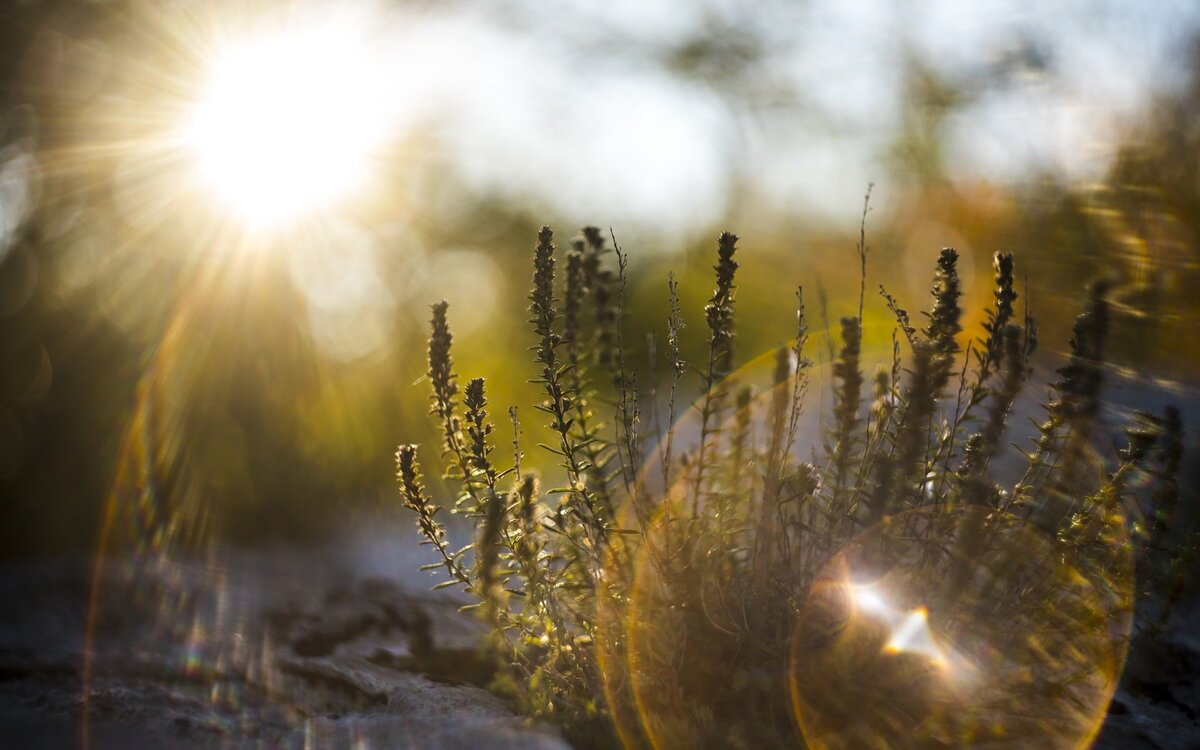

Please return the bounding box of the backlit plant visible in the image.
[396,219,1191,749]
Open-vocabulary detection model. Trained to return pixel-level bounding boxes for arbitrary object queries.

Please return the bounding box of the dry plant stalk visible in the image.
[397,222,1191,748]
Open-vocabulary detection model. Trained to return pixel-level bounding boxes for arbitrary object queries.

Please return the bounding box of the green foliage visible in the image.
[398,223,1190,748]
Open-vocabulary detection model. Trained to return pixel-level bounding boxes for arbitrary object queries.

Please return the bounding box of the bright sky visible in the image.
[3,0,1199,285]
[372,0,1200,235]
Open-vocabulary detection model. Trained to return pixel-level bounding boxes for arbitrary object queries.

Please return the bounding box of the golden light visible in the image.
[848,585,953,669]
[790,508,1132,749]
[183,21,395,227]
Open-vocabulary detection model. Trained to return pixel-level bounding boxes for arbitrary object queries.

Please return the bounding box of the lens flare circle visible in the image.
[597,341,1132,749]
[598,346,853,748]
[789,506,1133,750]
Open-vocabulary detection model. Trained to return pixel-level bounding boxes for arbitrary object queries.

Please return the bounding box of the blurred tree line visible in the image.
[0,0,1197,556]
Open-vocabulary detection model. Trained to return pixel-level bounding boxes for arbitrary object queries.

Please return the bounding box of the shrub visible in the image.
[397,223,1189,749]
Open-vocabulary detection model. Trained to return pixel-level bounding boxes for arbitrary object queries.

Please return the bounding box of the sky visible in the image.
[364,0,1200,233]
[3,0,1200,261]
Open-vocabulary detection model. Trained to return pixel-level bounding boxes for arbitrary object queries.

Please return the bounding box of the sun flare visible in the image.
[184,22,394,227]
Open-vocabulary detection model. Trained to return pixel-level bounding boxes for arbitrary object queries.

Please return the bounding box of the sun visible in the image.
[183,21,395,227]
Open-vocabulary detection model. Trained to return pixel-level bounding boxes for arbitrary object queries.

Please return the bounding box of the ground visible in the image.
[0,538,1196,749]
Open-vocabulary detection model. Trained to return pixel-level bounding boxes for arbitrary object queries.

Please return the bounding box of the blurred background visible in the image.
[0,0,1198,557]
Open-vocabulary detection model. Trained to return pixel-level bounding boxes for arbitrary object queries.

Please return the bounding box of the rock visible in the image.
[0,553,570,749]
[1095,627,1200,750]
[3,547,1196,749]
